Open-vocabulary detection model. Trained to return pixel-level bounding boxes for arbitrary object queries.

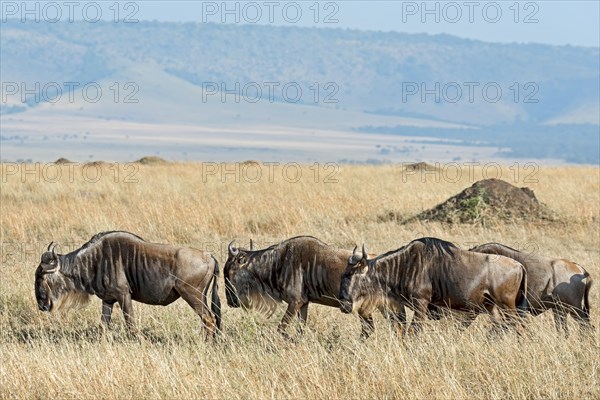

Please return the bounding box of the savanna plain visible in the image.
[0,162,598,399]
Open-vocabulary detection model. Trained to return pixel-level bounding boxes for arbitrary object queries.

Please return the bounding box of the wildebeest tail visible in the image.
[211,255,222,332]
[583,271,592,320]
[516,265,528,317]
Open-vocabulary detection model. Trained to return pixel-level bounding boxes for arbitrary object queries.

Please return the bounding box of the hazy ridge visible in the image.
[1,20,598,163]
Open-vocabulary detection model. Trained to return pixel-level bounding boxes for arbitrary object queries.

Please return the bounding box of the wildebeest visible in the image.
[339,237,528,335]
[470,243,593,335]
[224,236,378,337]
[34,231,221,339]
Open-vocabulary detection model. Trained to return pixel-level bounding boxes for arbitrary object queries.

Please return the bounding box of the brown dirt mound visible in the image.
[241,160,260,165]
[409,178,554,224]
[402,162,438,172]
[135,156,168,165]
[54,158,73,164]
[84,161,109,167]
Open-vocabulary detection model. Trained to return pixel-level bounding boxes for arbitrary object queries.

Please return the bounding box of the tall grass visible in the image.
[1,162,598,399]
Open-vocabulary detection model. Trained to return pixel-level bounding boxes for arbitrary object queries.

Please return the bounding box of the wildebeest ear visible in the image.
[41,253,60,272]
[349,245,360,265]
[41,263,59,272]
[228,240,239,256]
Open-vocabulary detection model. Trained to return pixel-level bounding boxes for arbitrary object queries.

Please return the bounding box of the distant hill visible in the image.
[1,20,598,163]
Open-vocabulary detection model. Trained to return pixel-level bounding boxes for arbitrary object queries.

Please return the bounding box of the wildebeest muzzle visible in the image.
[225,278,240,308]
[38,300,52,312]
[339,299,353,314]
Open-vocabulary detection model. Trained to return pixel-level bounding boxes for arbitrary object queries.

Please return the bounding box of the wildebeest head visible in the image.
[34,242,89,312]
[224,240,280,314]
[34,242,64,312]
[339,244,370,314]
[224,241,253,308]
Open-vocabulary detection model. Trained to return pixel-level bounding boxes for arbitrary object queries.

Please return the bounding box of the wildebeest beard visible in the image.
[53,288,91,311]
[36,265,91,312]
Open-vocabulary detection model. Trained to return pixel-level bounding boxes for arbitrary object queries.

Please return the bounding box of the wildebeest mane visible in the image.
[80,231,145,250]
[58,231,146,279]
[413,237,457,257]
[241,235,328,254]
[469,242,521,253]
[60,231,145,259]
[242,235,329,286]
[371,237,457,265]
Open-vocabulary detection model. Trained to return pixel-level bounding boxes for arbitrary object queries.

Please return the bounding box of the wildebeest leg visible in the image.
[296,303,309,335]
[571,309,595,336]
[459,312,477,330]
[430,304,477,331]
[407,300,429,335]
[427,304,444,321]
[486,305,508,336]
[394,312,407,337]
[100,300,114,335]
[552,306,569,337]
[179,288,217,340]
[278,301,303,338]
[503,307,525,336]
[383,308,406,337]
[359,314,375,339]
[118,294,138,337]
[565,304,594,336]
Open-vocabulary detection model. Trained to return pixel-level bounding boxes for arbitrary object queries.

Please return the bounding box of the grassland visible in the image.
[1,162,598,399]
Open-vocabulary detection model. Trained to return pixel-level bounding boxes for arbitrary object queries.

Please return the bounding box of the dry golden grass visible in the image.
[1,162,599,399]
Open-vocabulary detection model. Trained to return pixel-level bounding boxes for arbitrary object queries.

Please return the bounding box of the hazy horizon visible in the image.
[4,1,597,47]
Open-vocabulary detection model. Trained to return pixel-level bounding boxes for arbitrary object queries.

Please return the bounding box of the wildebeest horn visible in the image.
[47,242,58,258]
[41,242,59,272]
[250,239,253,251]
[228,240,239,256]
[362,243,367,260]
[352,245,358,257]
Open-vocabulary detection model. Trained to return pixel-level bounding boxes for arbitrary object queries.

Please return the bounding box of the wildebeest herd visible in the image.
[34,231,593,340]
